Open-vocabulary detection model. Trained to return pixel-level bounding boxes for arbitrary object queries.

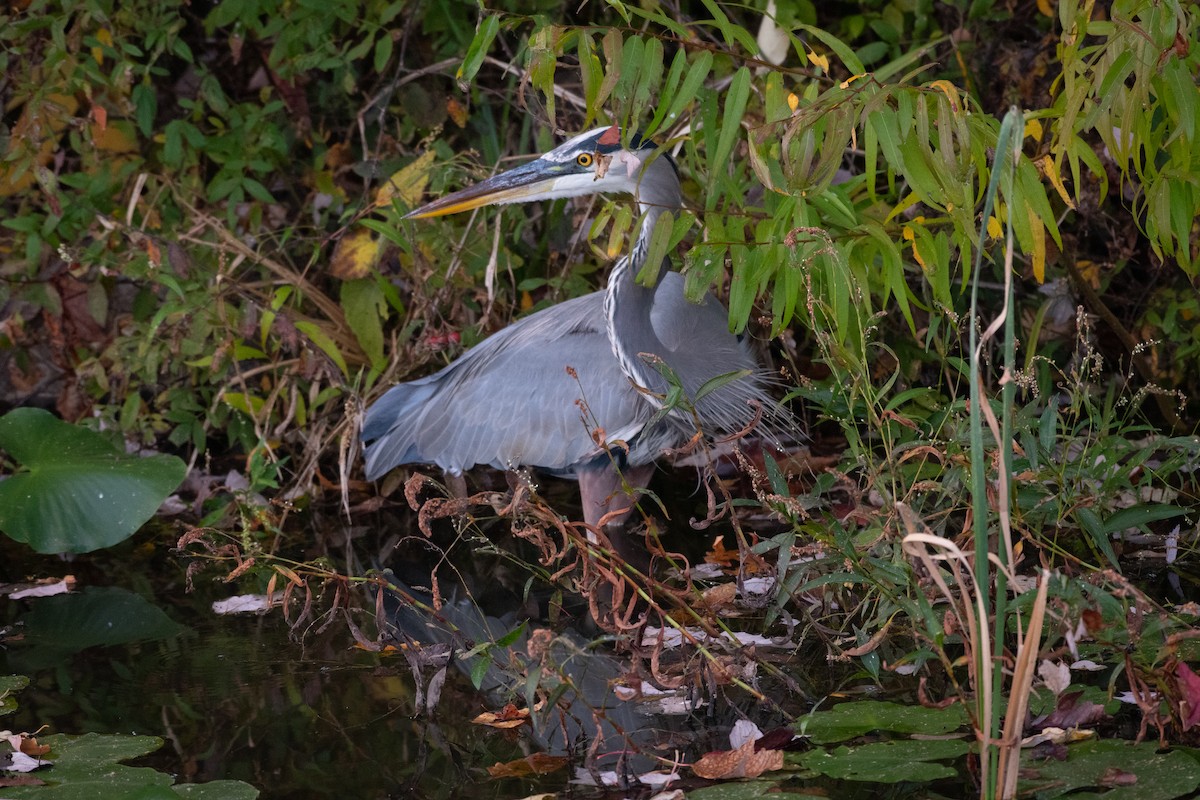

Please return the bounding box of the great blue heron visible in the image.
[363,125,794,531]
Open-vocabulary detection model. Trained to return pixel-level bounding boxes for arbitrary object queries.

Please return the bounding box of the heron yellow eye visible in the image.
[576,152,594,168]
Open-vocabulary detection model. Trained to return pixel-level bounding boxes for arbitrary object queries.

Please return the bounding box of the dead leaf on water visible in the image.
[691,738,784,780]
[486,753,568,778]
[472,702,529,729]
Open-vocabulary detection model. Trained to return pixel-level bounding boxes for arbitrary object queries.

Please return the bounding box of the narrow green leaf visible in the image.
[457,13,500,87]
[636,210,674,286]
[1102,504,1188,536]
[294,321,349,377]
[693,369,753,403]
[710,67,751,193]
[660,50,712,132]
[1076,507,1120,569]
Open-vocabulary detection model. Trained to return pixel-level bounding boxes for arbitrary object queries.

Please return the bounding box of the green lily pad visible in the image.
[8,587,188,672]
[1021,739,1200,799]
[0,733,258,799]
[0,408,186,553]
[799,700,969,744]
[800,738,969,783]
[687,779,823,799]
[1,674,30,716]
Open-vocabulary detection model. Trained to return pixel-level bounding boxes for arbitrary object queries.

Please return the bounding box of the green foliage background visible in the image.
[1,0,1197,509]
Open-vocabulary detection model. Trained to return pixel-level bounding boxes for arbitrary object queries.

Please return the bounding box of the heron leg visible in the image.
[578,463,654,530]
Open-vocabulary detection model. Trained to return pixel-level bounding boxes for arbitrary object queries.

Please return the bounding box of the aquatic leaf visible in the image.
[799,700,968,744]
[0,732,258,799]
[1020,739,1200,799]
[686,780,795,799]
[800,738,968,782]
[13,586,187,673]
[0,675,29,717]
[0,409,186,554]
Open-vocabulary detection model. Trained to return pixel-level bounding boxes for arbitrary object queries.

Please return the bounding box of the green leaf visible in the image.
[1075,507,1120,569]
[457,13,499,87]
[1102,504,1188,536]
[636,210,674,286]
[694,369,753,403]
[801,738,969,782]
[14,587,188,671]
[340,278,387,371]
[0,409,186,554]
[710,67,751,194]
[659,50,712,134]
[1020,739,1200,799]
[0,732,259,799]
[799,700,969,744]
[294,321,349,377]
[373,32,393,74]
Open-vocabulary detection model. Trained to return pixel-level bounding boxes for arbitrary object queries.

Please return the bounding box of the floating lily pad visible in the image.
[687,779,825,799]
[0,408,186,554]
[1020,739,1200,799]
[1,674,29,716]
[9,586,188,671]
[800,738,969,783]
[799,700,969,744]
[0,733,257,799]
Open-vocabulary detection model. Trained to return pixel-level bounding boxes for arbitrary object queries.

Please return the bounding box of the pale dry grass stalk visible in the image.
[997,569,1049,798]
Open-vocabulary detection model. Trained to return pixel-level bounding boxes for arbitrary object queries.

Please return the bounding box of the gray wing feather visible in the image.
[363,292,662,479]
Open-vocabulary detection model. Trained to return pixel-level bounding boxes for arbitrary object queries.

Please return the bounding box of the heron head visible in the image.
[405,125,677,219]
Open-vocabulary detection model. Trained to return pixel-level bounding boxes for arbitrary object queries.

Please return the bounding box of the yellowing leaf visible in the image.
[806,49,829,72]
[987,216,1003,240]
[93,28,113,64]
[374,150,437,209]
[1027,204,1046,283]
[929,80,961,112]
[787,92,800,112]
[903,224,932,272]
[1038,155,1076,209]
[1024,118,1044,141]
[329,228,382,280]
[92,119,138,153]
[1076,259,1101,287]
[1036,0,1055,16]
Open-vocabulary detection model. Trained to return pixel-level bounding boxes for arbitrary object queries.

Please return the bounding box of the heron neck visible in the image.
[603,201,673,397]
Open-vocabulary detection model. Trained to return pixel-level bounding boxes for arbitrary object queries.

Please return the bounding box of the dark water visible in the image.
[1,530,576,798]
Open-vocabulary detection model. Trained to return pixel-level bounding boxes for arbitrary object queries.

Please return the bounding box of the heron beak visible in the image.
[405,160,559,219]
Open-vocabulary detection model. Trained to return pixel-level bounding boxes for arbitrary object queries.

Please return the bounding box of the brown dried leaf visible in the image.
[472,703,529,729]
[691,739,784,780]
[486,753,568,778]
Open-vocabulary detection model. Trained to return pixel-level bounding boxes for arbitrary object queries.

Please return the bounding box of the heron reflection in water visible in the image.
[362,125,795,535]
